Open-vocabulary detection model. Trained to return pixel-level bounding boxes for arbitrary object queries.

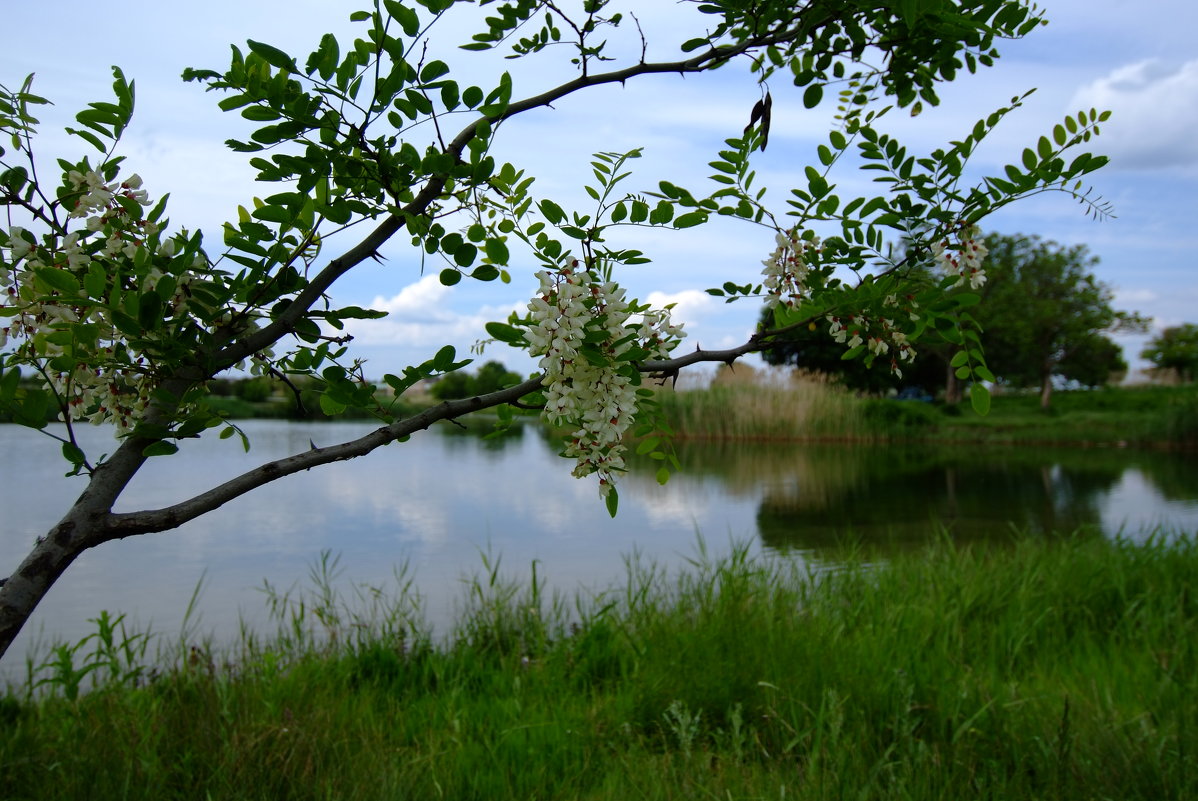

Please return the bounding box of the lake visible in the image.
[2,419,1196,681]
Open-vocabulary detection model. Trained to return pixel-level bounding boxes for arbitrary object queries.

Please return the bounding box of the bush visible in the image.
[862,399,939,431]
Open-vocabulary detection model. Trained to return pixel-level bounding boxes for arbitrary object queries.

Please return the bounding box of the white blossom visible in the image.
[525,261,684,497]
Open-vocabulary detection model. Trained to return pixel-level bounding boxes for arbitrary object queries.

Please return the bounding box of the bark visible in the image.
[1039,367,1053,410]
[944,363,963,405]
[0,436,150,659]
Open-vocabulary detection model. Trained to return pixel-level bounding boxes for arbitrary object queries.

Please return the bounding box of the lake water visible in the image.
[2,419,1196,681]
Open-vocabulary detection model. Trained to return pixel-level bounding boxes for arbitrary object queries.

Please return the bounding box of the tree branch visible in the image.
[215,18,824,369]
[104,327,805,539]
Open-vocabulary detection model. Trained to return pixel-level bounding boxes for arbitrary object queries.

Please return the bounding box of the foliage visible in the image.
[968,234,1146,407]
[0,0,1116,662]
[1142,323,1198,383]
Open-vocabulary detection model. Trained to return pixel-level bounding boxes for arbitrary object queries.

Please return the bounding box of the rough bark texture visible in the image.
[0,438,150,658]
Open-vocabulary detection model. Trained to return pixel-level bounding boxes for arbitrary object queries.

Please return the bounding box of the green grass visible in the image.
[2,534,1196,800]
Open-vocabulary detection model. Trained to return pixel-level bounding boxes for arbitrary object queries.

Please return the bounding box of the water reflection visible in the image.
[625,440,1198,552]
[1,421,1195,681]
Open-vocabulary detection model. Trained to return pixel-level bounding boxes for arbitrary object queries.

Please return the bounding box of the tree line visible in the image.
[762,233,1195,409]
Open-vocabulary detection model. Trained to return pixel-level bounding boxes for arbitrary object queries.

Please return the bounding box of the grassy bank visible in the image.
[654,370,1198,447]
[2,534,1195,800]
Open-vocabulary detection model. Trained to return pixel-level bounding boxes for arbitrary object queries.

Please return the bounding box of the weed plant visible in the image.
[1,534,1195,800]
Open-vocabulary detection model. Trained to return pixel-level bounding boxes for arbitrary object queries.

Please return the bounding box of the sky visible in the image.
[2,1,1195,381]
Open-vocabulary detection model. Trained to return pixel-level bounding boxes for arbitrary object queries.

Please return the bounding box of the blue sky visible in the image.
[3,1,1195,380]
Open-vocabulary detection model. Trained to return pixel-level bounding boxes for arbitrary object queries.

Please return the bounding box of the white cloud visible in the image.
[1069,59,1198,170]
[345,275,521,346]
[645,288,716,325]
[1115,288,1158,306]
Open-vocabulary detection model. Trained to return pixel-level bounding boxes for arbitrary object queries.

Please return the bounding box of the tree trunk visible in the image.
[0,439,148,662]
[945,363,962,405]
[0,521,92,659]
[1039,371,1053,410]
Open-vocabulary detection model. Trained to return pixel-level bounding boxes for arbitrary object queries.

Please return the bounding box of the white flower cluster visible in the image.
[762,228,821,309]
[933,224,988,290]
[526,261,684,497]
[2,170,197,433]
[826,303,918,379]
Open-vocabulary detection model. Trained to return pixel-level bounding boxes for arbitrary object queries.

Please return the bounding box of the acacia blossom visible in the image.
[825,312,917,378]
[526,261,683,497]
[933,224,988,290]
[1,169,204,433]
[762,228,820,309]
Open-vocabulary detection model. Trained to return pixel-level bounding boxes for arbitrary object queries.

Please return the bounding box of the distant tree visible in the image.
[1141,324,1198,383]
[430,361,522,400]
[1057,334,1127,388]
[759,310,946,395]
[973,235,1147,408]
[472,361,523,396]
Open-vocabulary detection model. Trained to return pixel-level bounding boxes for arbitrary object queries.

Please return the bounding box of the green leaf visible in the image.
[673,211,707,229]
[1037,135,1053,159]
[649,202,674,225]
[142,441,180,457]
[62,441,87,466]
[432,345,457,371]
[420,60,449,82]
[605,485,619,518]
[240,105,281,122]
[252,204,292,224]
[1021,147,1038,171]
[319,394,346,416]
[970,383,991,415]
[439,268,462,286]
[485,321,525,345]
[484,238,509,264]
[802,84,823,109]
[955,293,981,308]
[462,85,483,107]
[949,350,969,368]
[453,243,477,267]
[538,199,565,225]
[635,436,660,455]
[35,267,81,295]
[246,40,297,71]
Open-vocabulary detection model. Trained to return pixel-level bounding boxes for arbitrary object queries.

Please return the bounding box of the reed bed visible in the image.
[2,532,1195,800]
[653,366,871,440]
